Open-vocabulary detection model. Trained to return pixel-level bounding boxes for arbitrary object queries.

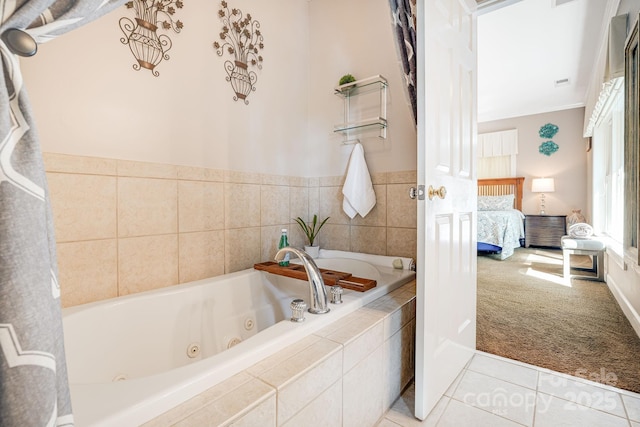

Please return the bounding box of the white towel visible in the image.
[342,143,376,218]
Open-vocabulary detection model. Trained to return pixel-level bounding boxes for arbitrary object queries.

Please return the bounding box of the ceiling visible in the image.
[477,0,609,123]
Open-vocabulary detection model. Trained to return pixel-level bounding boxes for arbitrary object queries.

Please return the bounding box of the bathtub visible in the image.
[62,252,415,426]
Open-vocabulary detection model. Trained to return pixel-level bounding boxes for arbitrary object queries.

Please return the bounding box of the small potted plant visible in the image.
[294,214,329,258]
[338,74,357,93]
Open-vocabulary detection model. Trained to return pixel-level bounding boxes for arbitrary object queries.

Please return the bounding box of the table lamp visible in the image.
[531,177,555,215]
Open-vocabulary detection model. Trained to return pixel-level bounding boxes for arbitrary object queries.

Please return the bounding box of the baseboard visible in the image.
[606,274,640,339]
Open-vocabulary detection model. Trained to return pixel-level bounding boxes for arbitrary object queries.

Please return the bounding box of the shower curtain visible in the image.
[389,0,417,124]
[0,1,124,425]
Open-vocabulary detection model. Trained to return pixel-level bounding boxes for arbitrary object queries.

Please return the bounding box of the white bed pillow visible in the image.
[478,194,515,211]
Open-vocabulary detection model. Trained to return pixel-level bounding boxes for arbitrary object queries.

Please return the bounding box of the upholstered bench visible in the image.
[561,236,606,281]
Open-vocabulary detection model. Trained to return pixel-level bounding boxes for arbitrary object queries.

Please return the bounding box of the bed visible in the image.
[477,177,526,260]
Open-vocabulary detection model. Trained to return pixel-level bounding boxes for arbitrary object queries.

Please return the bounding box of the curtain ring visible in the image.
[1,28,37,57]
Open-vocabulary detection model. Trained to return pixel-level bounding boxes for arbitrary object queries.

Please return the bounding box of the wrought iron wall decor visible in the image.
[119,0,185,77]
[213,1,264,104]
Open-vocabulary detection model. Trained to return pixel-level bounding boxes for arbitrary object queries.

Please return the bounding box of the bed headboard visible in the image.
[478,177,525,211]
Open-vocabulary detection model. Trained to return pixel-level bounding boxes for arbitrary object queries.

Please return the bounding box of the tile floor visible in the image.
[379,351,640,427]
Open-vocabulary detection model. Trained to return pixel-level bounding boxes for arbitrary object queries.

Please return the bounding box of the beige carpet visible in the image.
[477,247,640,393]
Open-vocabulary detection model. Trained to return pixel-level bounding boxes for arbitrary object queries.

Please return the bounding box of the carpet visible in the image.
[477,247,640,393]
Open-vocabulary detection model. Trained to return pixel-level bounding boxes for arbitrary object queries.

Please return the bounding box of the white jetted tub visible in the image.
[62,250,415,426]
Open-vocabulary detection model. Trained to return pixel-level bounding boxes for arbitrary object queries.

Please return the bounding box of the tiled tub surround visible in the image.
[43,153,417,308]
[141,280,416,427]
[63,258,415,426]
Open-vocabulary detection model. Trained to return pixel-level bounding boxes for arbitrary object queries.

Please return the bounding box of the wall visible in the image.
[599,3,640,338]
[18,0,418,308]
[46,152,416,308]
[21,0,311,176]
[479,107,589,219]
[306,0,417,177]
[20,0,416,177]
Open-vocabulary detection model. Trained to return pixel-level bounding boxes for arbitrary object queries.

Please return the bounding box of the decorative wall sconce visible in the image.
[213,1,264,104]
[119,0,185,77]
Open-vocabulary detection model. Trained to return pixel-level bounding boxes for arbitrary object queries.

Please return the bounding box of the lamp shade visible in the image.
[531,178,555,193]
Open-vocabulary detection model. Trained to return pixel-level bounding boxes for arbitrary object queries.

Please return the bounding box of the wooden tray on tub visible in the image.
[253,261,376,292]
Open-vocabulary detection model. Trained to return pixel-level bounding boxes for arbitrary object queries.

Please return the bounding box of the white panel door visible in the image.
[415,0,477,419]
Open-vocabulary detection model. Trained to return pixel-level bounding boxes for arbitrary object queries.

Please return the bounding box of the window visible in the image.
[593,86,624,244]
[478,129,518,179]
[624,14,640,264]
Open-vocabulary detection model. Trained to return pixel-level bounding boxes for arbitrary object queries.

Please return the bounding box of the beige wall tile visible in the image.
[118,177,178,237]
[342,322,384,373]
[261,174,290,186]
[174,378,274,426]
[343,346,385,427]
[387,227,417,259]
[319,186,351,225]
[319,175,343,187]
[317,309,386,342]
[47,152,418,310]
[225,183,261,229]
[287,223,308,249]
[289,176,308,187]
[370,172,388,185]
[178,181,224,232]
[257,339,342,425]
[142,373,257,427]
[383,320,415,411]
[387,183,417,228]
[257,338,341,389]
[382,297,416,341]
[231,395,276,427]
[351,226,387,255]
[179,231,225,283]
[245,335,323,377]
[118,235,178,295]
[57,240,118,307]
[224,170,261,184]
[308,186,320,220]
[281,380,342,427]
[117,159,177,179]
[48,173,116,242]
[261,185,290,226]
[351,184,387,227]
[43,152,117,175]
[290,186,309,225]
[387,170,417,184]
[320,224,350,251]
[176,165,224,182]
[225,227,261,273]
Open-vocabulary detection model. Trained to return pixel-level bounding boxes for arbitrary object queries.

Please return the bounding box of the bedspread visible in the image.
[478,209,525,259]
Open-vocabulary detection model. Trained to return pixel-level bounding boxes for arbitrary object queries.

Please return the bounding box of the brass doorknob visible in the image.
[428,185,446,200]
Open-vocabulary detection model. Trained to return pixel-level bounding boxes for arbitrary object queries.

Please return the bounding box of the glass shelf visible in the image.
[333,75,388,141]
[333,116,387,133]
[334,75,388,98]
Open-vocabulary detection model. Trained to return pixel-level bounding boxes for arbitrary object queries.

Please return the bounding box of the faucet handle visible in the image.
[330,285,343,304]
[290,299,307,322]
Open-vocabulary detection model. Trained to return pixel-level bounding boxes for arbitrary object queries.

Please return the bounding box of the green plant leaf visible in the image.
[293,215,330,246]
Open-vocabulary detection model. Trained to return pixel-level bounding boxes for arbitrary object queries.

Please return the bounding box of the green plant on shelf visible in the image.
[339,74,356,86]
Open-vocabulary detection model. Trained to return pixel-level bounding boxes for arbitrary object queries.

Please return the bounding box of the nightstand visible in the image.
[524,215,567,248]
